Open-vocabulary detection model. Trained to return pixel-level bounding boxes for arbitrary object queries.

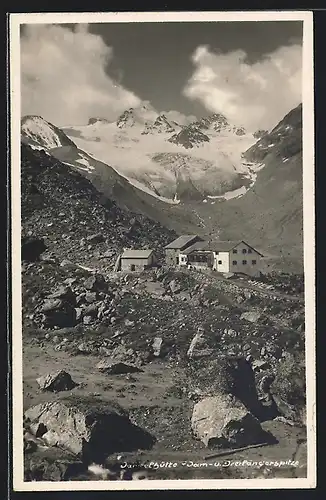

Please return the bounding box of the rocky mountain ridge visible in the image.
[21,142,176,272]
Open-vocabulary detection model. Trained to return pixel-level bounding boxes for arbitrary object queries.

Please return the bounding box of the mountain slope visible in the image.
[20,105,304,271]
[142,114,176,135]
[21,116,202,235]
[243,104,302,164]
[190,104,303,271]
[168,127,210,149]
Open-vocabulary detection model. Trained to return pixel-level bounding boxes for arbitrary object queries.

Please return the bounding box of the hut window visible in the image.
[252,260,257,265]
[218,260,222,264]
[242,260,247,265]
[232,260,237,265]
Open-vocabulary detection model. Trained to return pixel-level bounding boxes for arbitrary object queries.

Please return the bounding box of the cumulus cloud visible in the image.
[183,44,302,131]
[20,24,141,126]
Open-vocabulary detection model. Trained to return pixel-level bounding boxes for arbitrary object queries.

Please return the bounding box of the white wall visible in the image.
[228,242,261,277]
[213,251,230,272]
[121,256,151,271]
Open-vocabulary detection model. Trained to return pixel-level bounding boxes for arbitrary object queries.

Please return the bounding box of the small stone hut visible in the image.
[120,249,156,272]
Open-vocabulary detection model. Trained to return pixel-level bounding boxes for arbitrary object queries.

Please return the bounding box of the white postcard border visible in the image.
[10,10,316,491]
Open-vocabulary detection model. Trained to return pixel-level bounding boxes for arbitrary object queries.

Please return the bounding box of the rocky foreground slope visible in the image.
[22,262,306,481]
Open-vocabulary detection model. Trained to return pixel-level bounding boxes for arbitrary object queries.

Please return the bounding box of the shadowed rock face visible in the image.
[24,396,156,464]
[187,355,266,420]
[36,370,78,392]
[22,236,47,262]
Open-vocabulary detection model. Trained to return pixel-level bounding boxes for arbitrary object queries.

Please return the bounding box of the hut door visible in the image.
[130,264,135,271]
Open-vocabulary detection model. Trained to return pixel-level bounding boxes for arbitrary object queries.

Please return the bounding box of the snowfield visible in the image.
[21,108,265,203]
[62,119,259,201]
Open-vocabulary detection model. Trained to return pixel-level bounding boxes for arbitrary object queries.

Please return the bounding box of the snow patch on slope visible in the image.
[22,115,76,150]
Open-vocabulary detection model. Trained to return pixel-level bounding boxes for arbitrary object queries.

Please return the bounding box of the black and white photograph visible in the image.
[9,11,316,490]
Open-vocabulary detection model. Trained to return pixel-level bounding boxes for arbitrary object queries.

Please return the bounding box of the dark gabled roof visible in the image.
[121,249,153,259]
[211,240,241,252]
[164,235,202,250]
[183,241,210,254]
[183,240,264,256]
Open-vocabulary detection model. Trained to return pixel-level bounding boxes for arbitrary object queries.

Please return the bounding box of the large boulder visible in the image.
[21,236,47,262]
[36,370,78,392]
[191,394,273,448]
[24,396,155,463]
[40,298,77,329]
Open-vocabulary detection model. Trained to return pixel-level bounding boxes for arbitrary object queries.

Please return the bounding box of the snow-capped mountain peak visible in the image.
[21,115,76,150]
[190,112,247,137]
[116,103,158,129]
[168,125,210,149]
[142,114,176,135]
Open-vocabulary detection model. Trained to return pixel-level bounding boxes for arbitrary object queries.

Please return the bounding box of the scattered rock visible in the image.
[169,279,182,294]
[96,359,142,375]
[83,303,99,317]
[240,311,262,323]
[60,259,74,268]
[270,394,298,423]
[84,274,107,292]
[24,447,85,481]
[86,233,105,244]
[76,293,86,305]
[41,298,64,313]
[77,342,93,354]
[187,329,214,360]
[83,315,94,325]
[252,359,271,372]
[152,337,163,357]
[36,370,78,392]
[109,344,139,365]
[187,356,264,419]
[48,286,76,305]
[75,307,83,321]
[191,394,273,448]
[85,292,98,303]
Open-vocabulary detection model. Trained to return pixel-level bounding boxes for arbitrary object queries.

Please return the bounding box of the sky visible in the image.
[20,20,303,132]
